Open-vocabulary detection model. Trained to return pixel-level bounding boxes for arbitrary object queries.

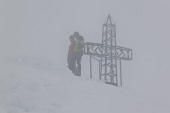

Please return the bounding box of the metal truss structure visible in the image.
[84,14,132,86]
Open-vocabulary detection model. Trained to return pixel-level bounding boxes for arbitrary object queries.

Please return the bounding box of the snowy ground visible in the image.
[1,0,170,113]
[0,56,170,113]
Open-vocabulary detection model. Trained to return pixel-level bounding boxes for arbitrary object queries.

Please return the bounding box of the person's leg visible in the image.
[68,57,75,73]
[70,57,77,74]
[76,52,83,76]
[67,57,72,70]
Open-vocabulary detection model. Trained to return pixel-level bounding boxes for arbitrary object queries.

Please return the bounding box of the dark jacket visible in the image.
[68,40,76,57]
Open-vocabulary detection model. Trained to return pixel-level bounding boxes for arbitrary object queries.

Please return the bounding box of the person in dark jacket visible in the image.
[73,31,84,76]
[67,35,77,74]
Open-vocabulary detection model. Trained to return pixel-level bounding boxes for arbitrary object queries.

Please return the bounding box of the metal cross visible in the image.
[84,14,133,86]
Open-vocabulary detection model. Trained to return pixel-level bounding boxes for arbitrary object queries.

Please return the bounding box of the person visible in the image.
[73,31,84,76]
[67,35,77,74]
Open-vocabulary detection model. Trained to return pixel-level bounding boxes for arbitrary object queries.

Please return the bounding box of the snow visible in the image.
[0,56,169,113]
[1,0,170,113]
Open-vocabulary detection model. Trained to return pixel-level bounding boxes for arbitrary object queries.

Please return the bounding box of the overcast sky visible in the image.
[1,0,170,98]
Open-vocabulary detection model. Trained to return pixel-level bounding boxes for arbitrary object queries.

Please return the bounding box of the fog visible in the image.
[1,0,170,106]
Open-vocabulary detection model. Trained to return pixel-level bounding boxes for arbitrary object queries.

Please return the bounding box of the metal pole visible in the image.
[105,25,108,81]
[120,60,122,86]
[110,36,113,83]
[99,61,101,80]
[90,56,92,79]
[115,25,118,86]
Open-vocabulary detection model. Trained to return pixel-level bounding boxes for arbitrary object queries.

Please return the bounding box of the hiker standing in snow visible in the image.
[73,32,84,76]
[67,35,77,74]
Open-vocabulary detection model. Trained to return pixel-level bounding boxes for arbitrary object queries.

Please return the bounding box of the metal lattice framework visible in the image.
[84,14,132,86]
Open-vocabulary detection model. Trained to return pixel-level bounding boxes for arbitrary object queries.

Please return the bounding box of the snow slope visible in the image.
[1,0,170,113]
[0,56,169,113]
